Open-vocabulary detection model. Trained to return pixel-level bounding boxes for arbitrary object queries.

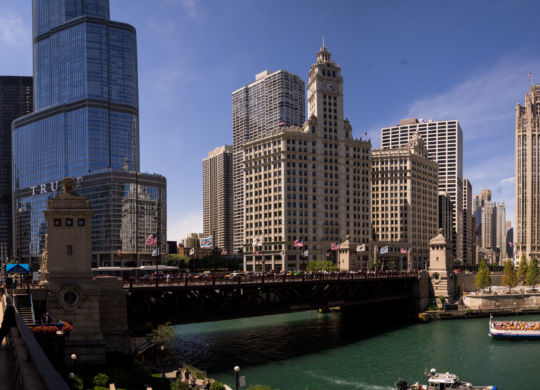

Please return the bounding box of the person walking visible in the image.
[0,296,16,346]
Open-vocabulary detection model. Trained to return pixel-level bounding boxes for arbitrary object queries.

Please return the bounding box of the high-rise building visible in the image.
[381,118,464,262]
[463,178,474,264]
[12,0,165,266]
[242,45,371,271]
[516,85,540,261]
[232,70,305,253]
[438,192,454,243]
[481,203,496,253]
[203,145,233,252]
[0,76,32,261]
[495,202,507,261]
[372,133,438,270]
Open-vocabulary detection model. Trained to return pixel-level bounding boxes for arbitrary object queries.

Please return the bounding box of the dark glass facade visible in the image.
[0,76,33,261]
[13,1,164,266]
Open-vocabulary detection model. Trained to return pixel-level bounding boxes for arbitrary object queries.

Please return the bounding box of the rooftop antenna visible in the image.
[322,35,325,48]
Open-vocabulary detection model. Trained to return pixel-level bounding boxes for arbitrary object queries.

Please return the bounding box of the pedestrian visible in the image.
[41,312,52,325]
[184,368,190,383]
[189,376,196,389]
[204,379,211,389]
[0,296,16,346]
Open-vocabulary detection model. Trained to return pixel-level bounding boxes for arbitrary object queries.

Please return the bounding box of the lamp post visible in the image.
[17,207,22,264]
[234,365,240,390]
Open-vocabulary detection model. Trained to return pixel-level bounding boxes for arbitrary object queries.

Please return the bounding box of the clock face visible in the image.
[326,82,337,92]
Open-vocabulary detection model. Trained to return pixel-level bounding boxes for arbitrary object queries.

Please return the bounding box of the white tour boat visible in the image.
[395,368,496,390]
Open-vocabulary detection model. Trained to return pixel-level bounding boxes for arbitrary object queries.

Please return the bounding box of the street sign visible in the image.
[239,376,246,387]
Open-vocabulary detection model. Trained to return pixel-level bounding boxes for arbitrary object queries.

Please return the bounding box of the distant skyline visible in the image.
[2,0,539,241]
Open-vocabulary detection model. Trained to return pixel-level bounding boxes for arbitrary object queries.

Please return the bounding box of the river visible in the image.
[172,311,540,390]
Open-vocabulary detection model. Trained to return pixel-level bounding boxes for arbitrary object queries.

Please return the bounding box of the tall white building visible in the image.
[203,145,233,252]
[232,70,305,253]
[381,118,464,262]
[241,45,371,271]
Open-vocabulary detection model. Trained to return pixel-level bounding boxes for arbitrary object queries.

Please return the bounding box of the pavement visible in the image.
[165,369,232,390]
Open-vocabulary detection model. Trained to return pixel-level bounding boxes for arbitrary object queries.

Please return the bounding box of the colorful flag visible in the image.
[331,241,340,251]
[380,246,389,254]
[528,73,533,77]
[253,249,259,255]
[509,241,513,247]
[200,236,213,248]
[221,249,228,255]
[356,244,366,252]
[252,236,263,247]
[189,248,195,256]
[294,238,304,248]
[400,248,407,255]
[279,121,286,126]
[303,250,309,257]
[146,233,157,246]
[116,248,122,257]
[152,248,159,257]
[325,252,330,258]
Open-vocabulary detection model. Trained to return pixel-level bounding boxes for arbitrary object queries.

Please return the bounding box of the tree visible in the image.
[475,261,491,292]
[168,254,189,271]
[306,260,337,272]
[517,256,528,284]
[526,257,539,290]
[502,260,518,292]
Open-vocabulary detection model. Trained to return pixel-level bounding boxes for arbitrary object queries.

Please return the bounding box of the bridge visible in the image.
[125,272,419,334]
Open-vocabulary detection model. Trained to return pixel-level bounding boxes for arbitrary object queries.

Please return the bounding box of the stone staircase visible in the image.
[14,294,35,325]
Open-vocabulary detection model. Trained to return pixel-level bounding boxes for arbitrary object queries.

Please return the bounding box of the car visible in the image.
[225,271,249,280]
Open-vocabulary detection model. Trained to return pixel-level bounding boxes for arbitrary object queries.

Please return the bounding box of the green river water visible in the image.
[173,311,540,390]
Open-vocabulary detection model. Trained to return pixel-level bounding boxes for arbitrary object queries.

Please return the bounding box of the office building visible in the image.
[372,133,439,270]
[381,118,464,262]
[481,202,496,253]
[438,192,454,243]
[495,203,507,261]
[182,233,203,249]
[232,70,305,253]
[463,178,474,264]
[516,85,540,261]
[12,0,166,266]
[242,45,371,271]
[203,145,233,252]
[0,76,32,261]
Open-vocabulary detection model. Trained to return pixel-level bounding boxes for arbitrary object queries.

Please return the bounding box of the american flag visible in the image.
[146,233,157,246]
[116,248,122,257]
[294,238,304,248]
[400,248,407,255]
[221,249,228,255]
[528,73,533,77]
[331,241,340,251]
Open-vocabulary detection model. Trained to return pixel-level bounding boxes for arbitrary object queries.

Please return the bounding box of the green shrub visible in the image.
[71,375,84,390]
[171,379,189,390]
[210,382,226,390]
[183,364,206,379]
[93,373,110,387]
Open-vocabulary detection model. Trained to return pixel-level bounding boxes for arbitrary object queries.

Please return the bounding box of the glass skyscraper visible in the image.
[0,76,33,261]
[13,0,165,266]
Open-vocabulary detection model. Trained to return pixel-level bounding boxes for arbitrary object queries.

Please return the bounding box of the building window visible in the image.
[77,218,85,226]
[67,245,73,256]
[66,218,73,227]
[54,219,61,226]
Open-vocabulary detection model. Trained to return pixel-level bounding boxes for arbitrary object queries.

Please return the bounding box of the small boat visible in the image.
[395,368,496,390]
[489,314,540,339]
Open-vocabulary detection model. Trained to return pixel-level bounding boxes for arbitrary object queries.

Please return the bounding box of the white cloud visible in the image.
[0,13,30,48]
[165,0,200,20]
[501,177,515,185]
[167,211,203,243]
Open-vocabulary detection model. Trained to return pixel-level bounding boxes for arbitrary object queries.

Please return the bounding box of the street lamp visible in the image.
[17,207,22,264]
[234,366,240,390]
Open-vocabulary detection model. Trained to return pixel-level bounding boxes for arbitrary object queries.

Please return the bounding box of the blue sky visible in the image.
[1,0,539,241]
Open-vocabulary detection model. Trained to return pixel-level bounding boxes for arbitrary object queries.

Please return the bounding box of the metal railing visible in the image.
[3,293,69,390]
[125,270,419,288]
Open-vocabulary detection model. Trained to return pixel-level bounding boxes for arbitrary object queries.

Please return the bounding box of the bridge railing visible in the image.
[3,293,69,390]
[125,270,418,288]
